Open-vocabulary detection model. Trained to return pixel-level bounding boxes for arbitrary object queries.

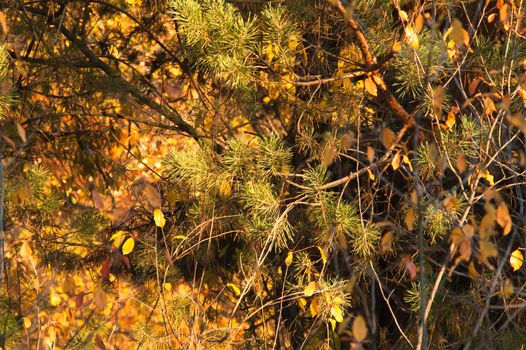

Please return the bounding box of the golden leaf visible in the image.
[445,111,456,129]
[382,128,396,148]
[22,317,32,329]
[285,252,293,267]
[121,237,135,255]
[364,77,377,96]
[391,152,401,171]
[330,304,344,323]
[496,202,512,236]
[154,208,166,228]
[404,25,419,48]
[304,281,317,297]
[402,155,413,171]
[510,249,523,271]
[164,283,172,292]
[298,298,307,310]
[415,14,425,33]
[352,315,368,342]
[328,318,337,331]
[49,290,61,307]
[317,246,327,265]
[227,282,241,296]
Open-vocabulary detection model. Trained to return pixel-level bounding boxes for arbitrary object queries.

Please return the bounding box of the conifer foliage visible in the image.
[0,0,526,349]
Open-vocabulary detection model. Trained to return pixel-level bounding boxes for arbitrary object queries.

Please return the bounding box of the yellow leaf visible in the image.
[122,237,135,255]
[367,168,375,181]
[49,291,61,307]
[510,249,523,271]
[328,318,337,331]
[352,315,368,342]
[227,282,241,296]
[481,169,495,186]
[304,281,317,297]
[164,283,172,292]
[153,208,166,228]
[445,112,456,129]
[285,252,293,267]
[364,77,377,96]
[174,235,187,240]
[391,152,401,171]
[402,155,413,171]
[330,304,344,323]
[317,246,327,265]
[496,202,512,236]
[22,317,32,329]
[110,231,125,248]
[298,297,307,310]
[404,25,419,48]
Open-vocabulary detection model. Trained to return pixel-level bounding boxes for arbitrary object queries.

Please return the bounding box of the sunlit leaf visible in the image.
[285,251,293,267]
[330,304,344,323]
[154,208,166,228]
[510,249,523,271]
[304,281,317,297]
[122,237,135,255]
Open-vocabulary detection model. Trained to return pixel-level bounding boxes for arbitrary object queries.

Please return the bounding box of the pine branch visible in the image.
[329,0,416,128]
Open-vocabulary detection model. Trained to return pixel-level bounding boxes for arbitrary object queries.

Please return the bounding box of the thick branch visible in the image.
[330,0,416,128]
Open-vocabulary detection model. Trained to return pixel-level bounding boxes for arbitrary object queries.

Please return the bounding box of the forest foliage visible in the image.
[0,0,526,349]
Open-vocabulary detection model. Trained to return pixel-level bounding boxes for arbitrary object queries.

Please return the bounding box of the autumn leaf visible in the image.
[330,304,344,323]
[227,282,241,296]
[352,315,368,342]
[364,77,377,96]
[510,249,523,271]
[122,237,135,255]
[496,202,512,235]
[154,208,166,228]
[285,252,293,267]
[404,25,419,48]
[304,281,317,297]
[382,128,396,148]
